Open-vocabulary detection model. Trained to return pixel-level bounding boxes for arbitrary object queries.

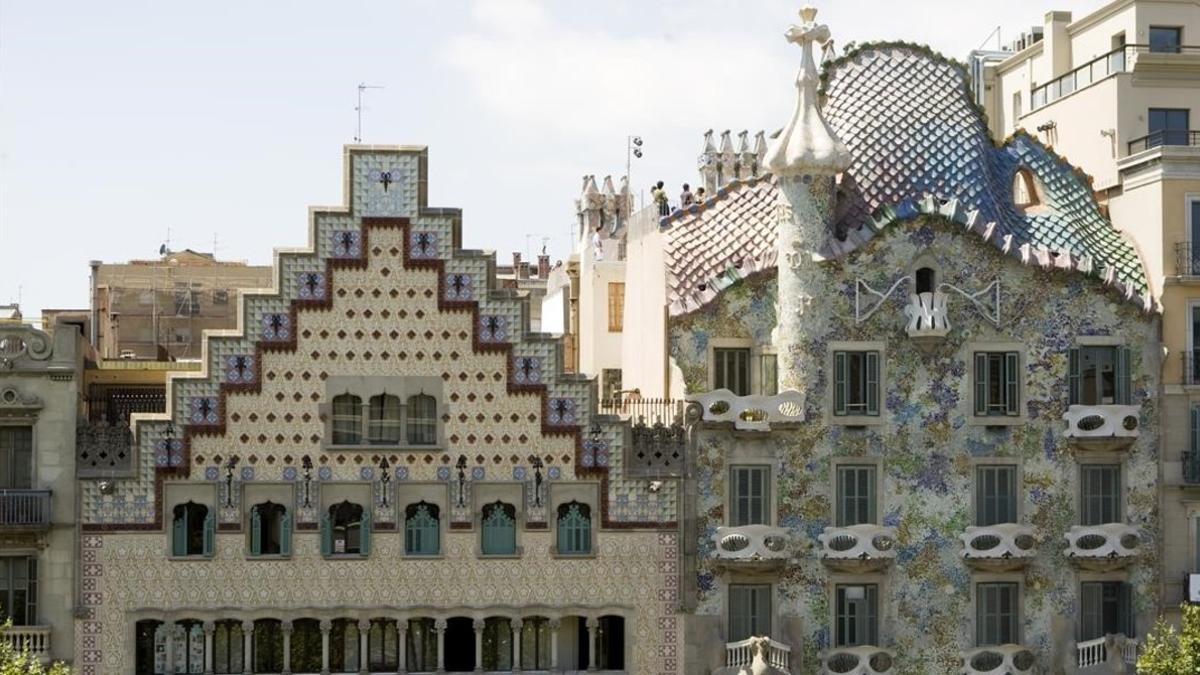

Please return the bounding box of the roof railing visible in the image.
[1029,44,1199,112]
[1128,130,1200,155]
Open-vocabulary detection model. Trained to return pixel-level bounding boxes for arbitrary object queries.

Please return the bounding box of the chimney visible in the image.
[1043,11,1072,80]
[537,254,551,279]
[512,252,522,271]
[518,262,531,281]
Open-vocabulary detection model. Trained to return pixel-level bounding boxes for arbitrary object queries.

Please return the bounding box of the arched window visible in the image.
[520,616,552,670]
[332,393,362,445]
[368,393,402,444]
[406,618,438,672]
[289,619,322,674]
[597,615,626,670]
[481,501,517,555]
[915,267,936,295]
[172,619,205,674]
[405,502,440,555]
[482,617,513,671]
[250,501,291,556]
[367,618,400,672]
[322,501,370,556]
[134,619,161,675]
[557,501,592,555]
[171,501,213,557]
[329,618,360,673]
[406,394,438,445]
[212,620,244,674]
[1012,168,1044,213]
[252,619,283,674]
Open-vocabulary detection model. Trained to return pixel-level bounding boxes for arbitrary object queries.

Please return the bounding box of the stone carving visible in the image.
[903,291,950,337]
[690,390,805,431]
[961,644,1036,675]
[1064,524,1140,571]
[959,523,1036,571]
[712,525,791,571]
[819,645,894,674]
[818,524,897,572]
[1064,404,1140,448]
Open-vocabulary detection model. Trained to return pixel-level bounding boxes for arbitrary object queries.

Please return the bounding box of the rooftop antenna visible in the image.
[977,25,1002,50]
[354,83,385,143]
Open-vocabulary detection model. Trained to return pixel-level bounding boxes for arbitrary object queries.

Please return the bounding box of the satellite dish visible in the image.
[159,244,168,255]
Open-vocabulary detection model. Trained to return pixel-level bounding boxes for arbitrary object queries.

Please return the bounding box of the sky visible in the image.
[0,0,1104,316]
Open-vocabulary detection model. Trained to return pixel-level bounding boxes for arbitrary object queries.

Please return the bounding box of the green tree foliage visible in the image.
[0,623,70,675]
[1138,603,1200,674]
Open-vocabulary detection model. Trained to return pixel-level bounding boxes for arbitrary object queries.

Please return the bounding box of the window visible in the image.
[976,465,1018,526]
[407,394,438,446]
[1012,91,1022,120]
[1080,464,1121,526]
[834,350,881,417]
[520,616,552,670]
[730,466,770,526]
[760,354,778,396]
[367,619,400,673]
[368,394,402,444]
[290,619,322,674]
[1012,169,1040,210]
[481,502,517,555]
[0,557,36,625]
[134,620,162,675]
[1080,582,1134,640]
[1149,108,1190,147]
[322,501,370,556]
[405,502,440,555]
[171,501,214,557]
[976,583,1019,645]
[836,465,876,527]
[249,502,291,556]
[1069,346,1131,405]
[557,501,592,555]
[0,427,32,489]
[482,617,514,671]
[407,618,438,672]
[329,618,361,673]
[602,369,623,403]
[173,620,205,674]
[1149,26,1183,53]
[252,619,284,674]
[835,584,878,647]
[213,620,245,674]
[212,289,229,305]
[915,267,936,294]
[608,282,625,332]
[975,352,1020,417]
[174,283,201,316]
[713,347,751,395]
[596,615,625,670]
[728,584,771,642]
[332,394,362,445]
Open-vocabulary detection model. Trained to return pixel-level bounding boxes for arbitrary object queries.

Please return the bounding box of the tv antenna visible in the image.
[355,83,385,143]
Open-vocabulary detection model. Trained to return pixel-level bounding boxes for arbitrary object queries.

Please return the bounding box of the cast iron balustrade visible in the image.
[1076,635,1138,669]
[820,645,895,675]
[1184,349,1200,385]
[1064,523,1140,570]
[1063,404,1140,450]
[1176,243,1200,278]
[818,524,897,572]
[598,397,682,424]
[0,490,51,530]
[725,637,791,672]
[711,525,791,572]
[1,626,50,663]
[961,645,1036,675]
[1129,130,1200,154]
[959,523,1036,571]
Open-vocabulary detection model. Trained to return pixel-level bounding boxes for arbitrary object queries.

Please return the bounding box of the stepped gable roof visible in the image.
[660,43,1151,317]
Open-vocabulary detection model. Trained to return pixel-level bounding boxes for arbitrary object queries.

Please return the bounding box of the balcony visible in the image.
[689,389,804,431]
[1063,404,1140,450]
[1064,524,1140,571]
[598,396,683,425]
[1031,44,1200,113]
[1130,130,1200,155]
[903,291,949,342]
[712,525,792,572]
[0,490,51,531]
[1077,635,1138,669]
[724,637,791,674]
[820,645,895,675]
[818,524,897,572]
[2,626,51,663]
[959,524,1036,571]
[962,645,1036,675]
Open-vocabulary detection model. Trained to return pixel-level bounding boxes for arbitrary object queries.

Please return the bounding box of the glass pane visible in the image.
[1149,27,1182,53]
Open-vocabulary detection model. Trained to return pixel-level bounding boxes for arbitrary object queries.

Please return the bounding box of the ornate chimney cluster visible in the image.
[576,174,632,238]
[697,130,768,193]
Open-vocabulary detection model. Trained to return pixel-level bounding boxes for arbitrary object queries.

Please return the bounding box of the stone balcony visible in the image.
[712,525,792,572]
[1063,404,1140,450]
[959,524,1036,571]
[1077,635,1138,669]
[820,645,895,675]
[1,626,51,663]
[961,645,1036,675]
[689,389,804,431]
[722,636,791,674]
[903,291,949,342]
[1064,524,1140,571]
[818,524,897,572]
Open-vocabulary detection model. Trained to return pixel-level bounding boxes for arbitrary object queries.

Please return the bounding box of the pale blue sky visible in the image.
[0,0,1101,315]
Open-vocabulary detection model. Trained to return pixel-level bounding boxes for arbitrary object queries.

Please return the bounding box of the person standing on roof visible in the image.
[680,183,694,208]
[652,181,669,216]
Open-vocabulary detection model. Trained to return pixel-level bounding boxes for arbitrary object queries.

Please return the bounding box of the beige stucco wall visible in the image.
[577,242,626,388]
[620,208,670,399]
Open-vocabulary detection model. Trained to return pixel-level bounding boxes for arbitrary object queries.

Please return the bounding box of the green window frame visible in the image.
[404,502,440,556]
[730,466,770,527]
[836,465,876,527]
[835,584,878,647]
[728,584,771,642]
[1080,581,1134,640]
[481,502,517,555]
[713,348,752,396]
[974,352,1020,416]
[834,350,880,417]
[171,501,214,557]
[321,501,371,557]
[1080,464,1121,526]
[976,582,1019,646]
[556,501,592,555]
[1068,346,1131,406]
[249,502,291,557]
[976,465,1017,526]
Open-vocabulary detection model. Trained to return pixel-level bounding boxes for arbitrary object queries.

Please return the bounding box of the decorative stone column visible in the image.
[203,621,216,675]
[764,6,852,396]
[511,618,523,672]
[320,619,332,675]
[397,619,408,674]
[281,620,293,675]
[434,618,447,673]
[473,618,485,673]
[241,620,255,675]
[164,622,176,675]
[358,619,371,675]
[548,618,560,673]
[585,617,599,672]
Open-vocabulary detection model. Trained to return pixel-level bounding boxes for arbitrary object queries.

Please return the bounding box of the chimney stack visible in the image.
[512,252,522,270]
[537,254,551,279]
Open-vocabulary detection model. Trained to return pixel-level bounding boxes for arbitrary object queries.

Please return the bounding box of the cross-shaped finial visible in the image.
[784,6,831,54]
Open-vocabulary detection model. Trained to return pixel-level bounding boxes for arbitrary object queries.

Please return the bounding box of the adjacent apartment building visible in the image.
[972,0,1200,619]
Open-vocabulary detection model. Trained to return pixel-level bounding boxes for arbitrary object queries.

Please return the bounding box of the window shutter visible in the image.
[1116,346,1132,405]
[974,353,988,415]
[1192,407,1200,457]
[729,588,749,642]
[1068,348,1081,405]
[834,352,847,415]
[320,511,333,557]
[865,352,880,416]
[1005,352,1020,416]
[836,469,847,527]
[172,511,187,557]
[360,510,372,557]
[1080,583,1101,641]
[865,468,877,524]
[249,507,262,556]
[280,510,293,556]
[1119,582,1134,637]
[202,510,215,558]
[865,586,878,646]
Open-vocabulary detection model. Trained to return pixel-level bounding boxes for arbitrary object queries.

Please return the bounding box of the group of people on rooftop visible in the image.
[652,180,705,217]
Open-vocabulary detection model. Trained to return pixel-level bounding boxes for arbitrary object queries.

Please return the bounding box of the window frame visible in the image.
[727,584,772,642]
[170,500,215,558]
[321,500,370,558]
[827,342,886,426]
[0,556,37,626]
[971,349,1022,421]
[728,465,772,527]
[975,581,1021,646]
[1148,26,1183,54]
[834,583,879,647]
[555,501,593,556]
[607,282,625,332]
[712,346,752,396]
[480,501,519,557]
[974,464,1019,526]
[0,426,33,490]
[367,393,403,445]
[1068,341,1132,406]
[1079,462,1122,526]
[404,501,442,557]
[835,464,878,527]
[248,501,292,558]
[1079,580,1134,640]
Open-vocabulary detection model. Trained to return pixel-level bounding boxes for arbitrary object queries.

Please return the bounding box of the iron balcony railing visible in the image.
[1176,242,1200,278]
[1030,44,1200,111]
[598,397,684,424]
[0,490,51,529]
[1128,130,1200,154]
[1184,351,1200,385]
[1185,452,1200,484]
